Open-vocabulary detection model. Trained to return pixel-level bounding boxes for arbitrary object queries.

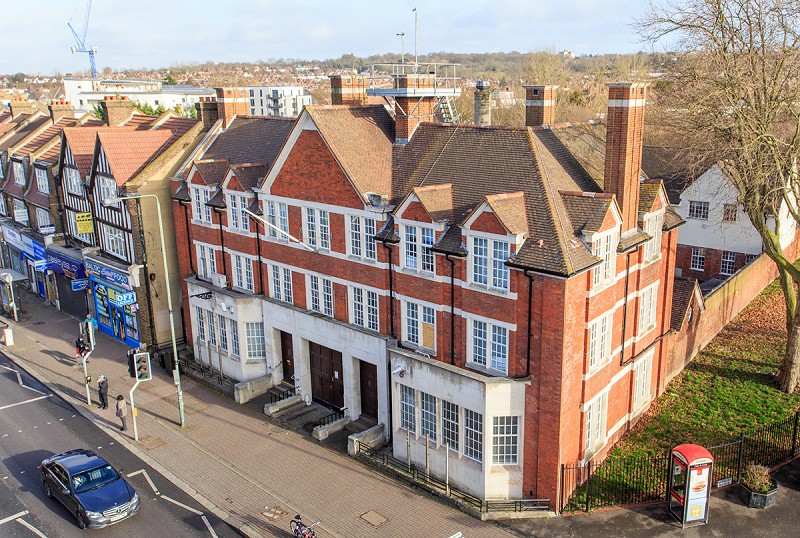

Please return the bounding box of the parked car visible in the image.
[40,449,140,529]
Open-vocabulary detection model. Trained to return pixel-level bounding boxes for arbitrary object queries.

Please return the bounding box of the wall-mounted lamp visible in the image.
[392,366,405,377]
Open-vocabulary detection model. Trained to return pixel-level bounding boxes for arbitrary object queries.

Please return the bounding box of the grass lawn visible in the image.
[611,277,800,460]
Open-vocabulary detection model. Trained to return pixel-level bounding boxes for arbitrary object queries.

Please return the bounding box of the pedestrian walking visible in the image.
[85,312,98,331]
[116,395,127,431]
[97,375,108,409]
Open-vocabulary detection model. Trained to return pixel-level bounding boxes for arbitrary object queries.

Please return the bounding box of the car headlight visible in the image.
[85,511,103,519]
[131,492,140,506]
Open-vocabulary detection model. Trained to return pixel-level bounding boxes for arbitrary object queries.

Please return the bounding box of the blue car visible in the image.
[39,449,140,529]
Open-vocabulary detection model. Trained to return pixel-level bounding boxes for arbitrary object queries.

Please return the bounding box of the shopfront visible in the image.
[19,233,49,300]
[45,245,89,318]
[1,221,28,276]
[84,257,140,348]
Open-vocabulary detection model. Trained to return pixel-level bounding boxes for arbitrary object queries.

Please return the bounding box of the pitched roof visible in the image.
[230,163,269,191]
[663,205,684,231]
[486,192,529,236]
[413,184,453,223]
[671,277,703,331]
[0,115,49,152]
[172,180,192,202]
[194,160,229,186]
[432,224,467,256]
[97,129,172,186]
[206,187,226,208]
[638,180,663,214]
[641,146,703,205]
[533,123,606,191]
[203,116,295,165]
[63,126,133,175]
[307,105,394,200]
[15,116,77,158]
[559,192,614,235]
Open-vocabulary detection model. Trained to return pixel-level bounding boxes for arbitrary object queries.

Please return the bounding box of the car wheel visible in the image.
[43,482,52,498]
[76,511,87,529]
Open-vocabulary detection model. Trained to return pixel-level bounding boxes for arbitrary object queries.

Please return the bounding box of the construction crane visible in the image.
[68,0,99,78]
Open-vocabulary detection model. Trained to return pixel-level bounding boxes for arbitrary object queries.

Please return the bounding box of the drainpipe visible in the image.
[620,250,634,366]
[213,208,228,287]
[525,270,534,377]
[380,238,396,445]
[381,240,396,339]
[179,200,194,274]
[446,254,456,365]
[255,223,264,295]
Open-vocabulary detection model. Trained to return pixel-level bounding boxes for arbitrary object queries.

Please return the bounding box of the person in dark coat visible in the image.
[116,395,127,431]
[97,374,108,409]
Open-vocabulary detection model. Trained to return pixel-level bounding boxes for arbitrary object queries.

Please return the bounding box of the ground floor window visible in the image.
[690,247,705,271]
[492,416,519,465]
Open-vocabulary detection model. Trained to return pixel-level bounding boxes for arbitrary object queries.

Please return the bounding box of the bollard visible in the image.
[2,327,13,346]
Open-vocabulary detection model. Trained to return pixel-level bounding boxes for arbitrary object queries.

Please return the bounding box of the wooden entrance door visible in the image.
[280,331,294,383]
[359,361,378,420]
[309,342,344,408]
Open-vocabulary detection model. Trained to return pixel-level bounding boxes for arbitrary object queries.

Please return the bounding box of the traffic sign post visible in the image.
[78,321,96,406]
[127,349,151,441]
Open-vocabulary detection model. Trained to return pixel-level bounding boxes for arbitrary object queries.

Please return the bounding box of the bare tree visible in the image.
[638,0,800,392]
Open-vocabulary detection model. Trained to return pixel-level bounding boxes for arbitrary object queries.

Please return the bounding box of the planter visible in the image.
[739,481,778,509]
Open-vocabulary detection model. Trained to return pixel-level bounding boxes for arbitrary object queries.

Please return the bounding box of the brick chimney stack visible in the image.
[48,99,75,122]
[604,82,648,233]
[100,95,134,126]
[524,85,558,127]
[8,98,38,118]
[215,87,249,128]
[474,80,492,126]
[330,75,367,105]
[394,74,437,144]
[195,96,220,131]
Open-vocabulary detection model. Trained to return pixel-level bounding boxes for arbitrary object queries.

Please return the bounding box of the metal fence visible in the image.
[561,410,800,512]
[354,440,550,514]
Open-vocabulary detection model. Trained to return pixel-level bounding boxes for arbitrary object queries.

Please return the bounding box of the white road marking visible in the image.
[202,515,218,538]
[0,511,28,525]
[0,363,46,395]
[127,469,160,495]
[0,395,51,411]
[161,495,203,515]
[16,518,48,537]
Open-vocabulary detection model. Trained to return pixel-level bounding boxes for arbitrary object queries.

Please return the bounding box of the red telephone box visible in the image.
[668,444,713,528]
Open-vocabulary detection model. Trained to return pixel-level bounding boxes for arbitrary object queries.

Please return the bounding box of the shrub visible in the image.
[741,463,774,493]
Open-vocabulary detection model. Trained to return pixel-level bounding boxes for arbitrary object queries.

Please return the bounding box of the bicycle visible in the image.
[289,514,319,537]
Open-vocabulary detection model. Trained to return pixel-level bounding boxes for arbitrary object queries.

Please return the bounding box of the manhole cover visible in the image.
[360,510,387,527]
[137,436,166,450]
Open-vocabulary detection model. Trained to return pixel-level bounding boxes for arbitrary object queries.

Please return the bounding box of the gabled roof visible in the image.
[229,163,269,191]
[193,160,229,186]
[533,123,606,191]
[203,116,295,165]
[413,184,453,223]
[641,146,708,205]
[671,277,704,332]
[0,115,49,152]
[638,179,664,214]
[172,180,192,202]
[485,192,529,236]
[559,191,615,235]
[63,126,133,175]
[15,116,78,158]
[96,129,172,186]
[307,105,394,200]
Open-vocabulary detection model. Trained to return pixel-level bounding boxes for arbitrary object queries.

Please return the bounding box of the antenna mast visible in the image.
[413,7,419,71]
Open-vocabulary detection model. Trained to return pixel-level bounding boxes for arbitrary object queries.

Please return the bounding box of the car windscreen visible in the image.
[72,464,120,493]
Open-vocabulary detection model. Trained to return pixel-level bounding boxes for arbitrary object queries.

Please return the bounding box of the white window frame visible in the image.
[638,284,658,337]
[65,167,84,196]
[469,318,509,374]
[633,351,654,411]
[588,312,613,371]
[441,400,459,451]
[348,215,378,261]
[0,193,6,216]
[12,198,28,225]
[232,253,254,292]
[492,416,519,465]
[206,309,217,347]
[229,318,240,356]
[404,301,436,350]
[270,264,293,303]
[690,247,705,271]
[227,193,250,233]
[13,161,24,186]
[36,207,52,230]
[464,408,483,463]
[218,314,228,352]
[403,224,435,274]
[420,392,437,442]
[351,287,379,331]
[35,168,49,194]
[97,176,117,207]
[400,384,416,433]
[192,187,212,223]
[720,251,736,275]
[592,231,618,289]
[584,392,608,456]
[195,306,205,341]
[304,207,330,250]
[245,322,265,358]
[308,275,334,317]
[687,200,709,220]
[643,213,663,262]
[196,244,218,278]
[103,224,127,261]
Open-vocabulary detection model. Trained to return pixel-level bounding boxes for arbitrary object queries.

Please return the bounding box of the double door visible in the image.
[309,342,344,409]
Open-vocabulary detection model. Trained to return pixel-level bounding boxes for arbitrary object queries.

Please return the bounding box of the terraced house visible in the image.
[172,73,683,509]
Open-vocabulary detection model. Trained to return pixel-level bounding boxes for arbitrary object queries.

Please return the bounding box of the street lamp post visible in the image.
[104,194,185,427]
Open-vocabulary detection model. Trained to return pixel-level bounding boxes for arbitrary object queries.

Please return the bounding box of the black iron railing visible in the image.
[316,407,347,427]
[268,386,296,404]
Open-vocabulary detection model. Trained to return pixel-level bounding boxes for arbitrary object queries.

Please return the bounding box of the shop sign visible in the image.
[40,224,56,235]
[71,278,91,292]
[1,224,24,252]
[14,209,29,223]
[75,212,94,235]
[46,250,87,279]
[111,291,136,307]
[85,258,130,289]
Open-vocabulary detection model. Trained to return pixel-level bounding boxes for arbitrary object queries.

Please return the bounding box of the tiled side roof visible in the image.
[0,116,49,152]
[230,163,269,191]
[0,110,10,124]
[638,180,662,214]
[486,192,529,236]
[206,187,226,208]
[663,205,684,231]
[535,123,606,191]
[375,215,400,243]
[16,117,77,158]
[203,116,295,165]
[414,183,453,223]
[63,126,133,175]
[671,277,701,331]
[153,115,199,141]
[559,192,613,235]
[641,146,707,205]
[194,160,230,186]
[0,112,32,137]
[172,181,192,202]
[124,112,156,130]
[431,224,467,256]
[308,105,394,199]
[97,130,172,186]
[618,229,651,252]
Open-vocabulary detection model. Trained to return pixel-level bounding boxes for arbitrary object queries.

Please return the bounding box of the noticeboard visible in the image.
[75,213,94,235]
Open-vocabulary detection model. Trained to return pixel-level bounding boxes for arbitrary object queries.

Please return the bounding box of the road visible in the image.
[0,352,241,538]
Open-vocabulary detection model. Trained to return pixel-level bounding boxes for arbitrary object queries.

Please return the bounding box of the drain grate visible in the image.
[360,510,387,527]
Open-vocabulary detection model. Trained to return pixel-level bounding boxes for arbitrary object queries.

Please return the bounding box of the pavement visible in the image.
[3,290,799,538]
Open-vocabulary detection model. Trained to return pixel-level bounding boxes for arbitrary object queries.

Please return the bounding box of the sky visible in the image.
[0,0,657,75]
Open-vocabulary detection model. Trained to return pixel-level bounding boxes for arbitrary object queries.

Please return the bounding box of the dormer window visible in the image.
[228,193,250,232]
[65,168,84,196]
[13,161,24,186]
[643,212,663,262]
[592,231,618,290]
[470,236,511,291]
[192,187,212,223]
[404,224,435,273]
[97,176,117,207]
[36,168,49,194]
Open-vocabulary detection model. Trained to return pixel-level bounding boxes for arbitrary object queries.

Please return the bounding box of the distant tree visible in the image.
[132,102,166,116]
[92,103,104,120]
[11,72,26,84]
[526,50,570,85]
[164,73,177,85]
[102,66,113,76]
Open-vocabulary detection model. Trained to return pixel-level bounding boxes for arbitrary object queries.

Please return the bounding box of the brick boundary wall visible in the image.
[664,232,800,387]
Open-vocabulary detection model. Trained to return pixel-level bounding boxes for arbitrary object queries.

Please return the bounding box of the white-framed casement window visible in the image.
[245,322,265,358]
[36,208,52,231]
[404,301,436,350]
[633,351,654,411]
[228,193,250,232]
[229,319,240,356]
[588,312,613,370]
[404,224,435,273]
[13,161,24,185]
[348,215,377,261]
[232,254,254,292]
[584,392,608,456]
[0,194,7,216]
[643,213,663,262]
[469,319,509,374]
[265,200,289,240]
[420,392,437,442]
[720,251,736,275]
[492,416,519,465]
[592,231,617,289]
[441,400,459,451]
[217,314,228,352]
[690,247,705,271]
[65,167,84,195]
[746,253,759,264]
[192,187,212,223]
[35,168,49,194]
[97,176,117,206]
[304,207,330,250]
[638,284,658,336]
[69,210,92,244]
[470,236,511,290]
[308,275,334,317]
[688,200,709,220]
[399,384,416,433]
[351,287,379,331]
[13,198,28,225]
[270,264,293,304]
[103,225,128,261]
[723,204,738,222]
[464,408,484,463]
[195,306,206,341]
[206,310,217,347]
[196,244,217,278]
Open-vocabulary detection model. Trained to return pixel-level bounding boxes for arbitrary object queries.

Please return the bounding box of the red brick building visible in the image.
[172,75,683,509]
